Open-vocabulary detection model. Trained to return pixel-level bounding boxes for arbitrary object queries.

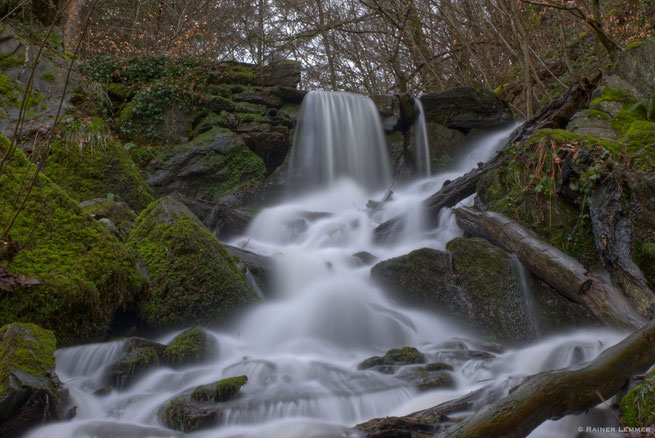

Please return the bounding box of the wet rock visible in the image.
[371,242,538,345]
[419,87,513,133]
[128,196,259,330]
[160,376,248,432]
[371,94,401,133]
[105,337,166,388]
[352,251,379,266]
[616,39,655,98]
[0,323,63,437]
[203,203,253,240]
[433,349,495,362]
[358,347,426,372]
[225,245,274,296]
[162,328,217,367]
[396,364,456,391]
[240,125,291,173]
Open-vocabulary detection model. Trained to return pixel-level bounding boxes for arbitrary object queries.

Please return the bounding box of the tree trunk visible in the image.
[357,318,655,437]
[588,183,655,318]
[440,317,655,437]
[373,75,600,243]
[62,0,84,51]
[454,205,645,329]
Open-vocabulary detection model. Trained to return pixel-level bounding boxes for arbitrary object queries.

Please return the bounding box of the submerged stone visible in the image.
[358,347,426,371]
[105,337,166,389]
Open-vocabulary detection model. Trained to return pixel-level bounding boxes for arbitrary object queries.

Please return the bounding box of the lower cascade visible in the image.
[26,94,627,438]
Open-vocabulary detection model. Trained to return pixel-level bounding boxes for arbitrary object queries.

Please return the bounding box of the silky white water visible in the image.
[26,93,628,438]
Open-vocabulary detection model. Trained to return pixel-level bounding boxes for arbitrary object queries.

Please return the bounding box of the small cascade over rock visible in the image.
[413,97,431,177]
[288,91,391,192]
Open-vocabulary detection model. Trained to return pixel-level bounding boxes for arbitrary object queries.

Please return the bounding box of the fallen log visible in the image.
[356,318,655,438]
[439,317,655,438]
[453,206,645,329]
[588,183,655,318]
[373,75,601,244]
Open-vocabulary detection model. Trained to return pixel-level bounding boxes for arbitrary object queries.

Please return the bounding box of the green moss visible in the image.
[40,72,55,83]
[192,111,235,137]
[0,52,25,70]
[107,346,160,388]
[0,323,56,390]
[478,159,600,268]
[591,86,637,107]
[0,147,144,345]
[43,120,154,212]
[128,197,258,329]
[163,327,214,366]
[625,40,644,50]
[383,347,425,364]
[621,373,655,427]
[585,109,610,120]
[191,375,247,402]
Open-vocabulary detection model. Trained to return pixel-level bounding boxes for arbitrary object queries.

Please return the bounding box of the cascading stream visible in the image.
[26,92,627,438]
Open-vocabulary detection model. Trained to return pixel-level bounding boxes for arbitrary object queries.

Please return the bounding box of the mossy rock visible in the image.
[621,372,655,427]
[145,129,266,202]
[80,198,137,241]
[0,322,62,436]
[44,121,154,212]
[128,196,259,330]
[0,145,145,345]
[191,375,247,402]
[106,346,160,389]
[162,327,217,367]
[358,346,426,372]
[160,375,247,432]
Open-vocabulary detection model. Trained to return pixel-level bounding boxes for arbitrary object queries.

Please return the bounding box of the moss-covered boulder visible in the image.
[105,337,166,389]
[128,196,259,330]
[80,198,137,241]
[145,129,266,202]
[160,375,247,432]
[162,327,217,367]
[0,322,62,436]
[0,145,144,345]
[44,119,154,212]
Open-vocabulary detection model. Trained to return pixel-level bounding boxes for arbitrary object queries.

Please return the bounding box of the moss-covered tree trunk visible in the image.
[454,205,645,329]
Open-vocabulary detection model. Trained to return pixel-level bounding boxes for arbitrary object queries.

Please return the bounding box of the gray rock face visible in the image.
[234,90,284,109]
[566,109,617,139]
[0,26,78,137]
[616,40,655,98]
[420,87,513,132]
[371,94,401,133]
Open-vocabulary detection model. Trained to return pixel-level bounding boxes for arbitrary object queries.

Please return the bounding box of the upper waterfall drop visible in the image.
[288,91,392,192]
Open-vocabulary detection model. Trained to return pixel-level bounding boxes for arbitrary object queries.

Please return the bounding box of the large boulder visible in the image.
[128,196,259,330]
[616,39,655,98]
[0,143,144,345]
[254,60,302,88]
[419,87,513,133]
[160,376,248,432]
[0,323,63,437]
[146,129,266,203]
[371,240,595,345]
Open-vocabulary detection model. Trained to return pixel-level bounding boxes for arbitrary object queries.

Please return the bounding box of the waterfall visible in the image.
[414,97,431,177]
[288,91,391,192]
[25,111,628,438]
